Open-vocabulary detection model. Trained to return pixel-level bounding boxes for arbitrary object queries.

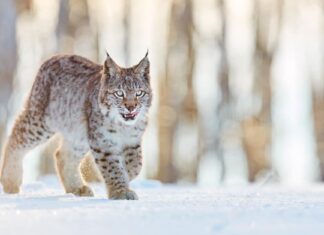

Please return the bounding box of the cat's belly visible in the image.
[60,123,89,146]
[45,84,89,145]
[46,113,89,148]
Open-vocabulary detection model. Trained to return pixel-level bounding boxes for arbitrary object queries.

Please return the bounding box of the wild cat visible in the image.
[0,52,152,200]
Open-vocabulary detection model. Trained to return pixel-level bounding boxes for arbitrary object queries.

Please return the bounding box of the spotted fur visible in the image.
[0,53,152,200]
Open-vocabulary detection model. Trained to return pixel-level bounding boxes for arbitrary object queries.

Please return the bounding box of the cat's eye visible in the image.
[114,90,124,98]
[136,90,146,98]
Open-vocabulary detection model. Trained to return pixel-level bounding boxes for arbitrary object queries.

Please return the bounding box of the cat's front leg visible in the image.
[123,144,142,180]
[91,148,138,200]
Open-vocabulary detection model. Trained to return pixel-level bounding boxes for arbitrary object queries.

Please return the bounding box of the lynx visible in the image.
[0,52,152,200]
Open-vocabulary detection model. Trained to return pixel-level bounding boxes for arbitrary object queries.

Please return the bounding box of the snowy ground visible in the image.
[0,176,323,235]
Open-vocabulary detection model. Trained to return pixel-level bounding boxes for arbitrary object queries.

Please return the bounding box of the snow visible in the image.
[0,176,324,235]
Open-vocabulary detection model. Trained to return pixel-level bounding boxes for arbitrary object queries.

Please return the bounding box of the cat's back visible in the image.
[40,54,102,81]
[27,54,102,108]
[26,55,102,129]
[43,55,102,106]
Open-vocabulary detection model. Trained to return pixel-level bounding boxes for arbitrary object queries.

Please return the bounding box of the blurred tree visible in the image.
[0,0,17,151]
[56,0,98,59]
[157,0,196,182]
[241,0,281,181]
[213,0,230,182]
[271,0,320,184]
[313,95,324,180]
[310,0,324,181]
[193,0,229,185]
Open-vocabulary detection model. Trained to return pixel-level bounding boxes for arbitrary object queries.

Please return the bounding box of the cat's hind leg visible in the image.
[55,139,94,197]
[0,110,54,193]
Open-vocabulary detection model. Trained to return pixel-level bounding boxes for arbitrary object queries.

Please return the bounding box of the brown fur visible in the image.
[0,53,152,200]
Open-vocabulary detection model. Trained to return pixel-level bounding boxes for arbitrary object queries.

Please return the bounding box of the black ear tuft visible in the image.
[134,51,150,79]
[104,51,119,77]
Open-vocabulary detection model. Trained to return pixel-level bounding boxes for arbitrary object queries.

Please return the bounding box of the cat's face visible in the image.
[99,52,152,125]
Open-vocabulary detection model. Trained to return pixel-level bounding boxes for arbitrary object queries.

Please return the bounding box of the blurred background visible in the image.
[0,0,324,186]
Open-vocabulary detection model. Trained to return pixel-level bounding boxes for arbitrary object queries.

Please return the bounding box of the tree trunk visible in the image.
[157,0,196,183]
[271,0,320,184]
[0,0,17,150]
[241,0,281,181]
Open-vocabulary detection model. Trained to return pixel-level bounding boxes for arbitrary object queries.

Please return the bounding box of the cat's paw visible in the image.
[2,183,20,194]
[71,185,94,197]
[1,176,21,194]
[110,189,138,200]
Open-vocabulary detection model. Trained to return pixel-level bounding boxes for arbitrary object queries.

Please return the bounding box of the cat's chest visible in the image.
[99,122,142,149]
[114,127,140,144]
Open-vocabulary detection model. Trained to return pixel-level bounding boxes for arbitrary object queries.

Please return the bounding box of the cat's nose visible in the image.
[126,104,136,112]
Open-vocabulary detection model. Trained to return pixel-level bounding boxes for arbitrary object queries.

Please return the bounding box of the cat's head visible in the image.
[98,52,152,124]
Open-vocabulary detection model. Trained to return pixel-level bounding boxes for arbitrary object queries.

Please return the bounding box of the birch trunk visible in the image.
[0,0,17,149]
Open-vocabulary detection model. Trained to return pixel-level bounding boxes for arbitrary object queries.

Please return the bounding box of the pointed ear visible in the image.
[104,51,120,77]
[134,51,150,78]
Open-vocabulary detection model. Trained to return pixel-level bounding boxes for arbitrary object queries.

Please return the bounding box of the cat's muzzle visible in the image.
[121,111,138,121]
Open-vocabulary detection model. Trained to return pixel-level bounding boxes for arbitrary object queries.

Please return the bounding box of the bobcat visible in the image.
[0,52,152,200]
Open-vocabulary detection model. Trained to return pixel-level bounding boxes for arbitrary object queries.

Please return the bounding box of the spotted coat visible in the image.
[0,53,152,200]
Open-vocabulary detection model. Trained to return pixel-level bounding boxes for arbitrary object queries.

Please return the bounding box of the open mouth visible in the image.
[121,112,138,121]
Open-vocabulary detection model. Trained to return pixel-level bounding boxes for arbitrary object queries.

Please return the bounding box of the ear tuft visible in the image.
[104,51,119,77]
[134,51,150,78]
